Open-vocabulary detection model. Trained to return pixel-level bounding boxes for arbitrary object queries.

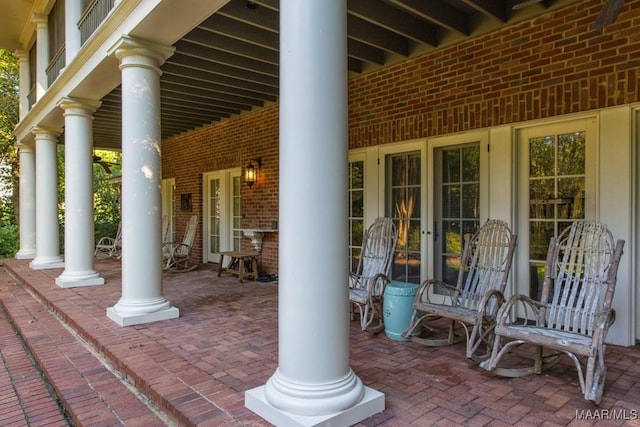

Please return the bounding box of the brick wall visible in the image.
[162,0,640,274]
[162,107,280,273]
[349,0,640,146]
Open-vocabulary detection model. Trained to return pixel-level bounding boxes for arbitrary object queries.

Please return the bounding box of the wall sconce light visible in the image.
[245,157,262,188]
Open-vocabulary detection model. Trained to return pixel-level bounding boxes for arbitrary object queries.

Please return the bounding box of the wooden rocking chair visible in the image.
[480,221,625,404]
[94,222,122,259]
[163,215,199,272]
[349,217,398,333]
[402,219,517,361]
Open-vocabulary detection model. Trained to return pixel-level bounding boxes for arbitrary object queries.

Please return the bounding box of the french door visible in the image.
[383,149,423,284]
[203,169,242,263]
[433,143,481,287]
[517,119,596,299]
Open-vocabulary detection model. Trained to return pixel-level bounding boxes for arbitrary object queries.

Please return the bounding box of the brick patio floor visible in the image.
[0,258,638,426]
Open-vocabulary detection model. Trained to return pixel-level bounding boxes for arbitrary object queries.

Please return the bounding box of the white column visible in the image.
[106,36,178,326]
[65,0,82,63]
[30,127,65,270]
[32,14,49,101]
[15,142,37,260]
[245,2,384,426]
[55,98,105,288]
[15,50,30,121]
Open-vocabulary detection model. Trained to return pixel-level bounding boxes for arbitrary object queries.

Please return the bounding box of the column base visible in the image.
[107,305,179,327]
[30,257,65,270]
[15,249,36,260]
[246,385,384,427]
[55,270,105,288]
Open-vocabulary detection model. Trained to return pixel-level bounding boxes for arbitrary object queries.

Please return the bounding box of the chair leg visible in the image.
[585,349,607,404]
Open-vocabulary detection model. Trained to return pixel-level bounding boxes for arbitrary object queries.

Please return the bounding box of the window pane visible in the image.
[442,150,460,183]
[462,183,479,219]
[557,132,585,176]
[350,191,364,217]
[529,136,555,177]
[408,153,421,185]
[462,145,480,182]
[529,221,553,260]
[442,185,460,218]
[557,177,585,219]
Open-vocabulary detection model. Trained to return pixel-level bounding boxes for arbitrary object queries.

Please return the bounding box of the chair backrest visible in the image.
[354,217,398,289]
[541,221,624,336]
[183,215,199,243]
[457,219,517,310]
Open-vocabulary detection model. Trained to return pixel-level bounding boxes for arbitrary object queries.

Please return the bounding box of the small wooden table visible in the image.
[217,251,259,282]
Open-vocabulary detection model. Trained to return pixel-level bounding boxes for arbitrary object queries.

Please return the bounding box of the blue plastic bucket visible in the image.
[383,281,419,341]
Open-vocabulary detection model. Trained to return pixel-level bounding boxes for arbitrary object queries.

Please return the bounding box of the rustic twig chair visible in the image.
[480,221,624,404]
[402,219,517,361]
[94,222,122,259]
[163,215,199,272]
[349,217,398,333]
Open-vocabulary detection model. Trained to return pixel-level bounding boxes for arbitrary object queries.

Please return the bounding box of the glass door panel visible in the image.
[208,177,221,261]
[435,144,480,291]
[232,175,242,251]
[348,160,365,272]
[386,152,421,283]
[528,131,585,299]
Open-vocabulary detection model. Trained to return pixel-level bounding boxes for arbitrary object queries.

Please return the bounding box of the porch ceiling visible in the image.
[88,0,578,149]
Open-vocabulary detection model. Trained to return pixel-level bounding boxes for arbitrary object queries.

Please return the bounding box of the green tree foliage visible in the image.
[0,50,18,226]
[93,150,121,240]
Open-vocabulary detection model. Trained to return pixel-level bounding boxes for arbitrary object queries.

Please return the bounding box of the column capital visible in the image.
[108,36,175,72]
[16,141,35,151]
[57,97,102,116]
[32,13,47,27]
[14,49,29,61]
[31,125,62,138]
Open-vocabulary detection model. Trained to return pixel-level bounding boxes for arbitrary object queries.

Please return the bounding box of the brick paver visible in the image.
[1,258,639,426]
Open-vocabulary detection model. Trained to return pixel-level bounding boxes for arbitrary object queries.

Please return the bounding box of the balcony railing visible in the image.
[79,0,115,45]
[46,46,66,86]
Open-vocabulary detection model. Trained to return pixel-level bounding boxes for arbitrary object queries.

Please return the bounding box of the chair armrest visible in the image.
[476,289,507,321]
[495,294,545,328]
[415,279,457,305]
[366,273,390,299]
[96,237,116,247]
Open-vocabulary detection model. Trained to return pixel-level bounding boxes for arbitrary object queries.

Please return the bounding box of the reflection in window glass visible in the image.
[437,144,480,290]
[528,131,585,298]
[387,152,421,283]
